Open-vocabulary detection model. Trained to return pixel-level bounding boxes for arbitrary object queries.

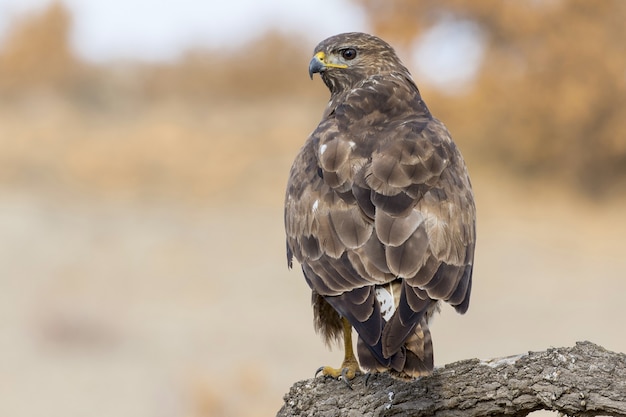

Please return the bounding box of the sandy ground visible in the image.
[0,169,625,417]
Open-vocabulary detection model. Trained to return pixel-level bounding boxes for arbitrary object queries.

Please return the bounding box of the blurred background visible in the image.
[0,1,625,416]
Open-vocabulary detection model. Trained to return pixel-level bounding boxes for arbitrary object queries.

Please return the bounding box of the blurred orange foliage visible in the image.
[0,2,81,90]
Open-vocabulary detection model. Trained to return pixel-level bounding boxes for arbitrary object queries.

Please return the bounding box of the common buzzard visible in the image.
[284,32,476,381]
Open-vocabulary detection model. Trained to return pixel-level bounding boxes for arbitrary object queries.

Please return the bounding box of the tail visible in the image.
[357,316,433,379]
[398,319,434,378]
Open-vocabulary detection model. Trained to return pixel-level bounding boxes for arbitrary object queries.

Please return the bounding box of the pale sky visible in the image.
[0,0,484,90]
[0,0,369,62]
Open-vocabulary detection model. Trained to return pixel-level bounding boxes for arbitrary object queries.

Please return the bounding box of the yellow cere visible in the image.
[315,51,348,69]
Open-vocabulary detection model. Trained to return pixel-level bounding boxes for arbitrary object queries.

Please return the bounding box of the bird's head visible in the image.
[309,32,411,94]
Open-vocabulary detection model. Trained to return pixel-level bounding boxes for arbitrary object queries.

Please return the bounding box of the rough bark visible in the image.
[277,341,626,417]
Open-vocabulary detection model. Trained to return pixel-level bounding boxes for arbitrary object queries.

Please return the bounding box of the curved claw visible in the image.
[364,372,372,387]
[340,368,354,390]
[315,366,325,378]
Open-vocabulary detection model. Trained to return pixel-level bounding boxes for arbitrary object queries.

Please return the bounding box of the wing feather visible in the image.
[329,205,373,249]
[375,209,424,247]
[384,225,429,278]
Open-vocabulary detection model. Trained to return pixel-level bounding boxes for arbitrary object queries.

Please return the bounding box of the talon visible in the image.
[364,372,372,387]
[340,368,353,390]
[315,366,325,378]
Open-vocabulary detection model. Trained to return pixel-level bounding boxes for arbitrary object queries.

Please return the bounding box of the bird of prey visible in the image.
[284,32,476,381]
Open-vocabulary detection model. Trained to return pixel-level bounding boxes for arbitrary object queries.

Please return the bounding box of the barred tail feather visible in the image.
[356,317,433,379]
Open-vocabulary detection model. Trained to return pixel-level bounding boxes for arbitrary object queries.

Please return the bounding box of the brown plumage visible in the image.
[284,32,476,379]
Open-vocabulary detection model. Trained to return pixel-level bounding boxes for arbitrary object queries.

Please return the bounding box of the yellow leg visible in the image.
[316,317,362,382]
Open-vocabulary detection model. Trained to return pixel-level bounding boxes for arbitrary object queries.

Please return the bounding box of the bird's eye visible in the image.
[340,48,357,60]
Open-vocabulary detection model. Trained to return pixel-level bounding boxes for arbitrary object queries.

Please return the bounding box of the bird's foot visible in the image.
[315,357,361,389]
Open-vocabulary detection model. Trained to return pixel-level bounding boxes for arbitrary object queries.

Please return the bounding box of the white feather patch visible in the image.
[375,286,396,321]
[319,144,328,155]
[311,199,319,213]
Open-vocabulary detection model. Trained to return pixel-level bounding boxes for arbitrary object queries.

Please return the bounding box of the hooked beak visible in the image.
[308,52,326,79]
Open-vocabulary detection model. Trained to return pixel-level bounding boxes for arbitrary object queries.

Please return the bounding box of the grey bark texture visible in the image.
[277,341,626,417]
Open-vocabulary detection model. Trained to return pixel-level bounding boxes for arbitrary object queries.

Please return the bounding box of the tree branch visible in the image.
[277,341,626,417]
